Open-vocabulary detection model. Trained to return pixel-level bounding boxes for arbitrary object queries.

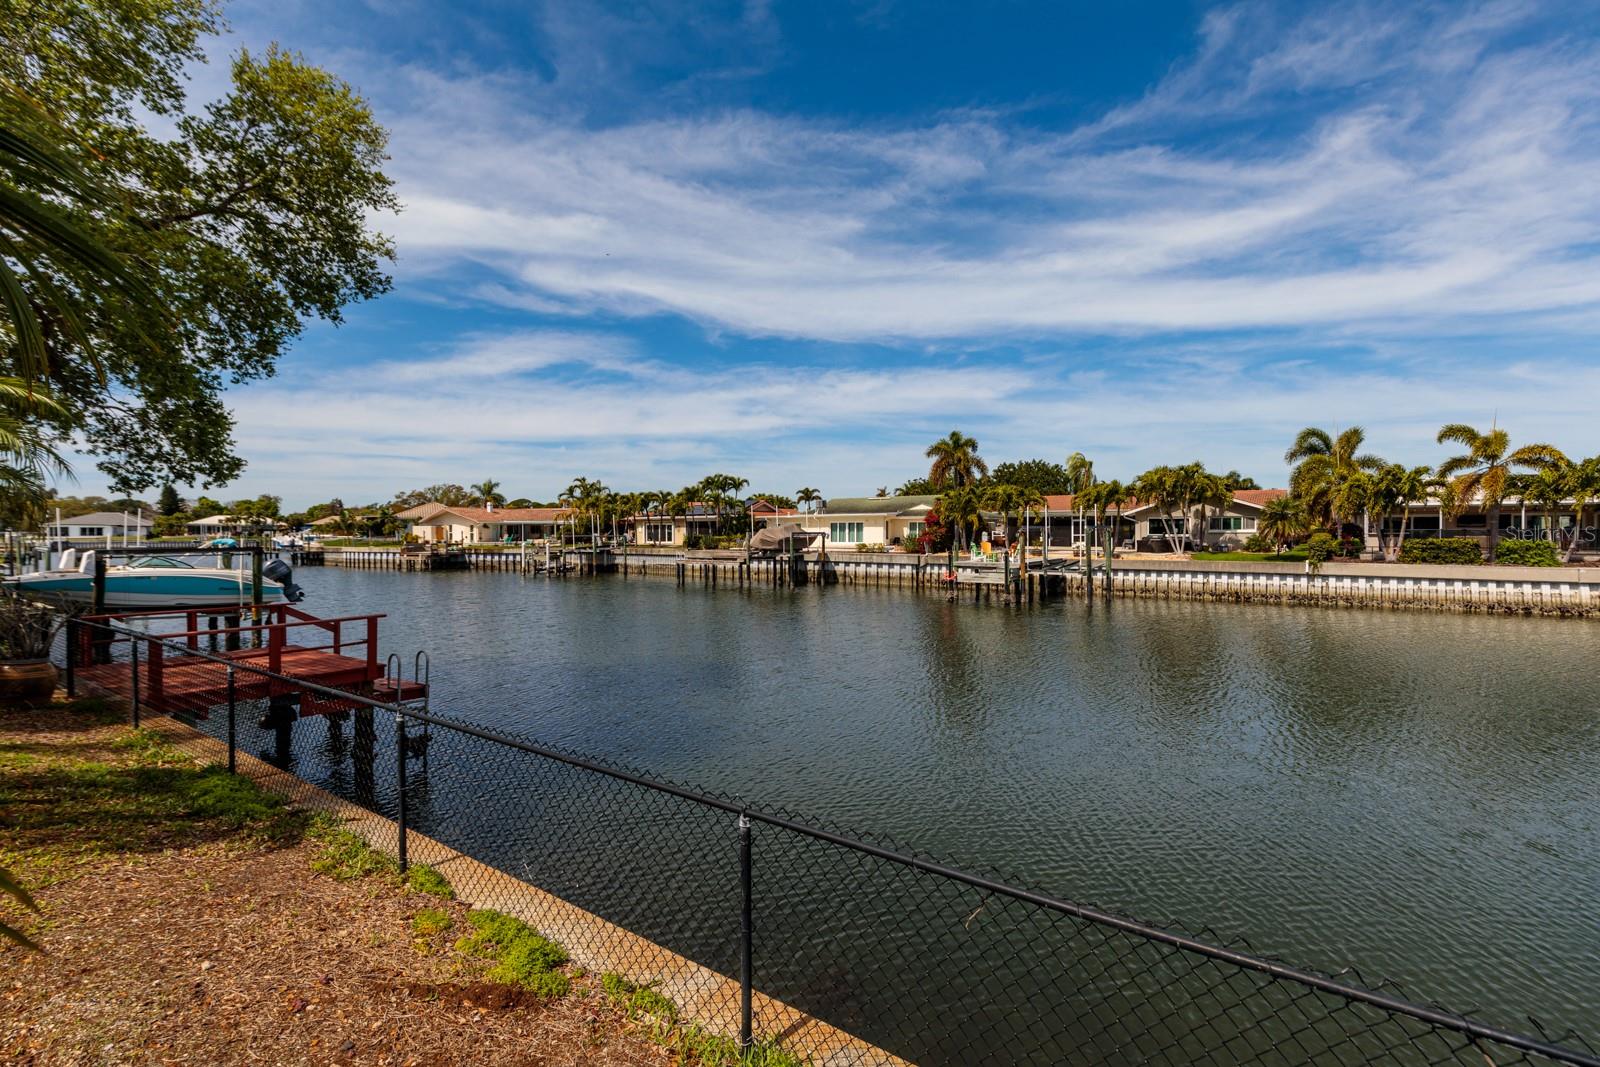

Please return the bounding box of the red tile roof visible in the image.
[404,505,573,523]
[1042,489,1286,512]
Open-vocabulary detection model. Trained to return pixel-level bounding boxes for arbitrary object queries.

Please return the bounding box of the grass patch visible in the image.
[405,863,453,899]
[307,816,397,881]
[1190,551,1308,562]
[411,907,452,937]
[663,1025,805,1067]
[600,972,807,1065]
[454,909,570,996]
[600,971,678,1024]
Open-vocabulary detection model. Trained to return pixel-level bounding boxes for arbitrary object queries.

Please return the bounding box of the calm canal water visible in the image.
[297,566,1598,1039]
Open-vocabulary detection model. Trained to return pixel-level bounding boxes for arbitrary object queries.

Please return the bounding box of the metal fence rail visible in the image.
[64,616,1600,1067]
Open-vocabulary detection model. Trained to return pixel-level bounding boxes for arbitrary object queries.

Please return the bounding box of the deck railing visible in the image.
[60,615,1600,1067]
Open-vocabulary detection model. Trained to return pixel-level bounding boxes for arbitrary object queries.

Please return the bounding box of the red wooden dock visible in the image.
[74,606,425,716]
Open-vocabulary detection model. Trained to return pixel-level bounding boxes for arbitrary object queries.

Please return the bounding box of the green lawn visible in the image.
[1191,550,1309,562]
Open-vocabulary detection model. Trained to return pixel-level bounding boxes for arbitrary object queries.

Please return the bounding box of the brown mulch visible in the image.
[0,708,672,1067]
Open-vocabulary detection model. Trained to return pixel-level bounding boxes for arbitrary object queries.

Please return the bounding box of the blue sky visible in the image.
[84,0,1600,506]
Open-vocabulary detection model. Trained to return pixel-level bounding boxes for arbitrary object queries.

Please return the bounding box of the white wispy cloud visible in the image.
[344,1,1600,343]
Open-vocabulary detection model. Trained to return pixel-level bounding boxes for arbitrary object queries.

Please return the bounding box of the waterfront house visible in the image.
[47,511,154,541]
[397,502,575,543]
[779,495,939,548]
[1039,489,1289,551]
[628,501,725,546]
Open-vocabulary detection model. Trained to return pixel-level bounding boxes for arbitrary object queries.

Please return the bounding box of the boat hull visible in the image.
[5,571,287,610]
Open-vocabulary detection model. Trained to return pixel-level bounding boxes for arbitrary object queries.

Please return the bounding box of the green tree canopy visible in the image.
[1,0,397,491]
[990,459,1074,495]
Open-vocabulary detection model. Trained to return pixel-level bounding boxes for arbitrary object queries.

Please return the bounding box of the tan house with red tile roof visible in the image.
[396,503,575,544]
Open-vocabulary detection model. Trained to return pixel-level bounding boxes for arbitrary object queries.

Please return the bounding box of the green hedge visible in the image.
[1493,538,1561,567]
[1399,537,1483,565]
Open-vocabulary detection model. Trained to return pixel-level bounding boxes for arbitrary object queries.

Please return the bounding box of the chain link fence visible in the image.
[62,615,1600,1067]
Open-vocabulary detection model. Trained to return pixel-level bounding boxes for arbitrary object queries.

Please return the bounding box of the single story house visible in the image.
[397,503,575,543]
[629,501,725,546]
[47,511,155,540]
[777,495,939,548]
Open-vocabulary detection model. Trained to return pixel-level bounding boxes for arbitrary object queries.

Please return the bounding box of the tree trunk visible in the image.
[1486,502,1500,561]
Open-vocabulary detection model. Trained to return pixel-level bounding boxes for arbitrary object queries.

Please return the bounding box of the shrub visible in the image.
[1303,532,1339,564]
[1494,538,1560,567]
[1240,532,1274,553]
[405,864,453,899]
[1399,537,1483,565]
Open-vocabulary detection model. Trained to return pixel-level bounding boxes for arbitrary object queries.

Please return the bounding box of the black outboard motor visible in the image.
[262,558,306,603]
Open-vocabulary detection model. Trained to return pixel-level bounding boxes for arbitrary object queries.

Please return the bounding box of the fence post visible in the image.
[226,667,237,774]
[129,636,140,728]
[64,616,76,697]
[396,712,409,875]
[738,811,753,1050]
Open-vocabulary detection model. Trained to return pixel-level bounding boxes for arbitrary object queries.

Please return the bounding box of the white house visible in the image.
[47,511,155,540]
[777,495,939,548]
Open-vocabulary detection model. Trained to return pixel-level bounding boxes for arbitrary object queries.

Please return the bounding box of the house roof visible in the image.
[401,504,574,524]
[309,514,344,526]
[1041,489,1287,514]
[57,511,154,526]
[817,495,938,516]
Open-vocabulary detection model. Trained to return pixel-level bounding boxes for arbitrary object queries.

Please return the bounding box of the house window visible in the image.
[78,526,103,537]
[829,522,864,543]
[1208,516,1244,531]
[645,523,673,543]
[907,522,925,538]
[1148,518,1186,535]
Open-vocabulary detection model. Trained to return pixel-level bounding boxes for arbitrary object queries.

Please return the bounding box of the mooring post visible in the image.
[64,616,76,698]
[396,711,409,874]
[226,667,237,773]
[129,636,141,728]
[738,811,753,1050]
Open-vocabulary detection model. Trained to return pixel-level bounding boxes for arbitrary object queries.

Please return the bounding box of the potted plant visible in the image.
[0,591,67,705]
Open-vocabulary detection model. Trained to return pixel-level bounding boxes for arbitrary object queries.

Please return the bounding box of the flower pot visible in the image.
[0,659,59,706]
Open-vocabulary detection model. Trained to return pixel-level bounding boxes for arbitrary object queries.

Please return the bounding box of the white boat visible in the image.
[4,550,304,610]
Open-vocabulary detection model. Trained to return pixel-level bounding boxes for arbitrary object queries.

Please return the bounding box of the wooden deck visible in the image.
[72,606,423,716]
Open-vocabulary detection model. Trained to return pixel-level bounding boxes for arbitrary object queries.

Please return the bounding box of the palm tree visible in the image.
[1285,427,1383,532]
[925,431,988,491]
[1521,466,1568,547]
[1564,457,1600,563]
[1132,465,1185,551]
[796,487,821,514]
[1078,480,1130,554]
[473,479,504,507]
[1370,464,1435,561]
[1258,496,1310,554]
[1436,423,1567,562]
[0,379,68,501]
[1186,467,1233,552]
[937,485,984,552]
[1064,452,1094,547]
[982,484,1044,549]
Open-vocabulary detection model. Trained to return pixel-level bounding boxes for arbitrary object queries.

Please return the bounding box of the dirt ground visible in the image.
[0,705,675,1067]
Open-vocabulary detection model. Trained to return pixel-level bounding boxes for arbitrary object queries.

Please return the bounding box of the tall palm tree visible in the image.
[1258,496,1310,555]
[926,431,988,491]
[1436,423,1566,562]
[1285,427,1383,532]
[796,487,821,514]
[473,479,504,507]
[1078,480,1130,554]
